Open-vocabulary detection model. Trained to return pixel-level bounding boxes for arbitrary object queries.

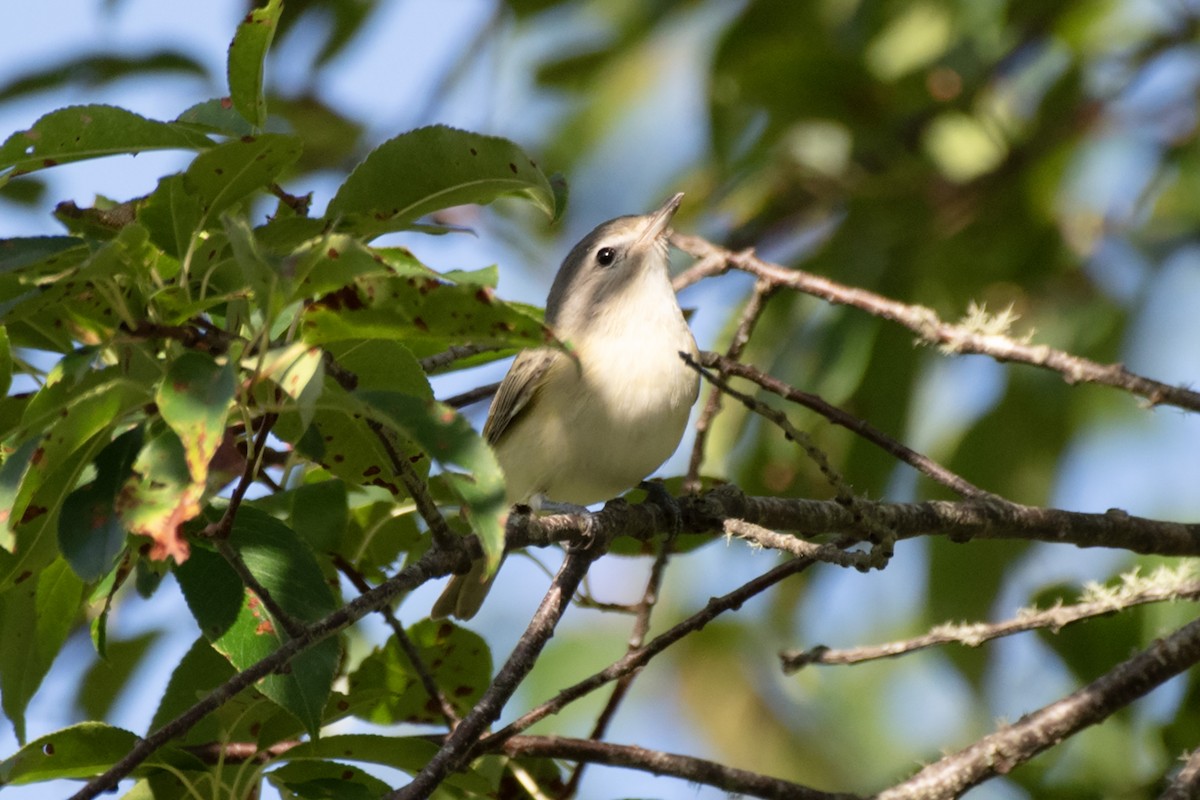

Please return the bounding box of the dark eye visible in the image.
[596,247,616,266]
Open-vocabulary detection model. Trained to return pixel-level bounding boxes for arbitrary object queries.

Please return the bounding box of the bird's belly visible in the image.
[496,331,697,506]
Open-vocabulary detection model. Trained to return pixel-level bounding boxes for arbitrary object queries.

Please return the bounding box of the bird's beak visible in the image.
[634,192,684,250]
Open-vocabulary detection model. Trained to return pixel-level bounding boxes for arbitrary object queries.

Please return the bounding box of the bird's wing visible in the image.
[483,348,562,446]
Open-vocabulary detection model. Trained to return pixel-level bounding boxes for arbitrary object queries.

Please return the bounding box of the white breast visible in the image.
[495,267,699,506]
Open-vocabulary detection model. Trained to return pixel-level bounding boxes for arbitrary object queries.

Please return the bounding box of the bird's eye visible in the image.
[596,247,616,266]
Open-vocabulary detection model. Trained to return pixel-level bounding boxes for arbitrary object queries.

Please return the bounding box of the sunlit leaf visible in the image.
[0,722,200,784]
[326,125,559,237]
[0,105,211,186]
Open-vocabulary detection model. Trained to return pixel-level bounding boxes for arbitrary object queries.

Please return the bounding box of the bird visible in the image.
[432,193,699,620]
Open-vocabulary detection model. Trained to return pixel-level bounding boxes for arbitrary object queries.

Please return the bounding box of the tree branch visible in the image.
[671,232,1200,414]
[877,614,1200,800]
[782,571,1200,672]
[482,555,816,748]
[684,277,775,493]
[502,735,863,800]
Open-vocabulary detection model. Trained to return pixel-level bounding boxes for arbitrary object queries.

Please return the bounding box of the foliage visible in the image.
[1,1,1200,799]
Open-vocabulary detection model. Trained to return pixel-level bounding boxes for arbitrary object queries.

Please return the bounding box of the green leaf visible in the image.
[0,559,85,743]
[358,392,506,568]
[0,105,212,186]
[326,125,559,237]
[299,271,549,357]
[174,508,341,736]
[0,236,88,277]
[290,480,348,554]
[137,174,203,259]
[227,0,283,129]
[0,326,9,396]
[3,363,149,544]
[347,620,491,725]
[184,133,302,222]
[266,760,390,800]
[156,352,236,484]
[58,427,142,582]
[0,722,200,784]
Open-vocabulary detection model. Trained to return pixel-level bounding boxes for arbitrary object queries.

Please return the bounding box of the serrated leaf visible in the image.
[0,722,201,784]
[326,125,559,237]
[227,0,283,129]
[156,352,236,484]
[184,133,302,222]
[58,427,142,581]
[174,508,340,737]
[0,559,84,743]
[347,620,491,725]
[358,391,506,567]
[0,104,212,186]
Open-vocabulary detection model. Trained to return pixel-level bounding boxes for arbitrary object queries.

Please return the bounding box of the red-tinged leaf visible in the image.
[116,428,199,563]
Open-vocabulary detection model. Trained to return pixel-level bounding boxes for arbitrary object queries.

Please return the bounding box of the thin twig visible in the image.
[782,575,1200,672]
[561,528,677,797]
[481,555,816,749]
[441,381,500,409]
[1161,747,1200,800]
[702,352,998,500]
[502,735,863,800]
[334,555,460,729]
[419,343,508,373]
[682,353,854,504]
[684,278,775,493]
[385,532,613,799]
[878,614,1200,799]
[671,232,1200,414]
[725,519,880,571]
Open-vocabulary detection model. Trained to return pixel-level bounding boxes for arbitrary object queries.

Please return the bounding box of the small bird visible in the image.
[432,193,699,619]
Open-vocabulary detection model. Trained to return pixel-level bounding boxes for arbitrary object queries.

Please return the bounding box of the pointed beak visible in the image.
[634,192,684,250]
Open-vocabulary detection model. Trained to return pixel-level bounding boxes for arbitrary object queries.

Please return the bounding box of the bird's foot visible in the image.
[639,479,682,539]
